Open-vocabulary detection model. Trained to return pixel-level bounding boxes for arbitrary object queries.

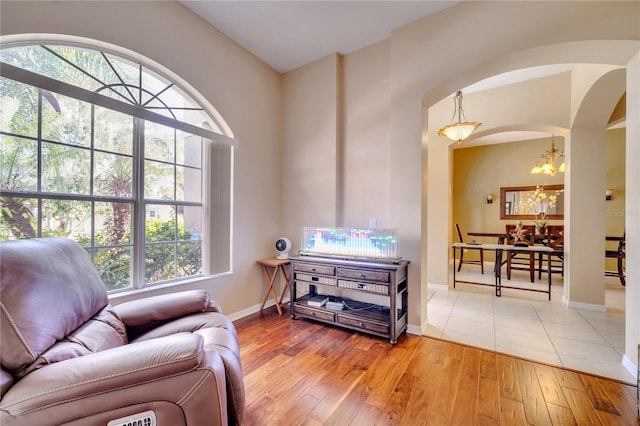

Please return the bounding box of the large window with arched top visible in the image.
[0,40,233,292]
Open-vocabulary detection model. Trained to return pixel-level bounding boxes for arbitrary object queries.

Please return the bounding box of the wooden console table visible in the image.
[290,256,409,344]
[452,243,553,299]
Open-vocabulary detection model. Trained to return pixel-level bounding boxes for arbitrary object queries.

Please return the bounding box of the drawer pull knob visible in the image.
[359,322,365,328]
[312,268,316,272]
[359,273,365,278]
[311,276,319,282]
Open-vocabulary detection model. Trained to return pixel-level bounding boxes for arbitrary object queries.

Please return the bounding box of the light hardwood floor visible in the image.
[235,306,638,425]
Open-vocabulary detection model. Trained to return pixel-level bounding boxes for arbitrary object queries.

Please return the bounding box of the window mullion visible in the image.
[36,90,43,237]
[133,117,146,288]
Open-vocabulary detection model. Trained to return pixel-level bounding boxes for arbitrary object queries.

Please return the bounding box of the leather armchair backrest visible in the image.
[1,238,109,376]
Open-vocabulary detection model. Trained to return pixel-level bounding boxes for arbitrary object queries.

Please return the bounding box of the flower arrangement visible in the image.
[524,185,563,232]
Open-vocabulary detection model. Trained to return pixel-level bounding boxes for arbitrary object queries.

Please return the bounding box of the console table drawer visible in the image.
[295,305,336,322]
[337,268,389,283]
[294,263,335,276]
[338,279,389,295]
[295,273,337,286]
[337,314,389,335]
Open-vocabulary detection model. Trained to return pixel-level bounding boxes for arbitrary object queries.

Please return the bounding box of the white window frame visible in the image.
[0,37,235,292]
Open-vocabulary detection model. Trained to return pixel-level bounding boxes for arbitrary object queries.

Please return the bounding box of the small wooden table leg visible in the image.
[260,264,282,315]
[278,265,292,304]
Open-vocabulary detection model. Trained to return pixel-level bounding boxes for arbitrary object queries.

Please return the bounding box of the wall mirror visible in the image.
[500,185,564,220]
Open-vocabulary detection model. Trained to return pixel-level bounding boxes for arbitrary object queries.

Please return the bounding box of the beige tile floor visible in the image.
[425,264,634,384]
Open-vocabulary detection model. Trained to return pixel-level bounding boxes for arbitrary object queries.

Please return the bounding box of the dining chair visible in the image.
[505,223,536,283]
[455,224,484,274]
[538,225,564,279]
[605,232,626,286]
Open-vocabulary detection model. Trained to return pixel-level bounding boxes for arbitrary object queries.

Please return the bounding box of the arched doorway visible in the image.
[419,42,637,381]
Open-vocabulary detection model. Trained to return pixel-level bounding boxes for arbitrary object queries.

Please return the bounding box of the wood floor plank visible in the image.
[497,354,523,402]
[235,307,638,426]
[424,343,465,424]
[274,393,321,426]
[323,391,368,425]
[535,363,569,408]
[364,343,415,410]
[322,372,371,426]
[309,367,366,423]
[349,403,384,426]
[500,396,528,425]
[477,413,501,426]
[597,377,639,424]
[515,358,552,425]
[547,402,578,425]
[242,353,293,397]
[477,376,501,422]
[480,350,498,380]
[562,387,602,426]
[579,374,620,415]
[553,368,584,390]
[595,408,633,426]
[450,348,481,425]
[400,386,432,425]
[375,372,417,425]
[300,416,324,426]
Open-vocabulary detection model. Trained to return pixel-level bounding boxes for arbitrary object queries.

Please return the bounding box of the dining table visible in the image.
[452,242,553,299]
[467,232,507,244]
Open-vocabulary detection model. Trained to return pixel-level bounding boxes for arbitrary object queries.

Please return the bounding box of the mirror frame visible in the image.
[500,184,564,220]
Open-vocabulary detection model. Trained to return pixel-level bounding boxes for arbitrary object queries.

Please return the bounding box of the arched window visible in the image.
[0,39,234,292]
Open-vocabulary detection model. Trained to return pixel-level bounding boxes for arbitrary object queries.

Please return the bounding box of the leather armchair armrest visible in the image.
[113,290,219,327]
[0,333,203,415]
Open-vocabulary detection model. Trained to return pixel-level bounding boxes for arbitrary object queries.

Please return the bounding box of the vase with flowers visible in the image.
[525,185,562,234]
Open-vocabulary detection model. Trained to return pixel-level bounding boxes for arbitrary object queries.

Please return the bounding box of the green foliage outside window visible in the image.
[1,44,205,292]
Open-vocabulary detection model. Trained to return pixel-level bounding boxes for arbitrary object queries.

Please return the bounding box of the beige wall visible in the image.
[281,54,340,245]
[342,40,392,228]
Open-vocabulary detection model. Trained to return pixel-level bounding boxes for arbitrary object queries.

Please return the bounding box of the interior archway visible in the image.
[420,41,635,381]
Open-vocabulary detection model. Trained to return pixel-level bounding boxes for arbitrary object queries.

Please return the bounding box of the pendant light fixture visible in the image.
[530,136,565,176]
[438,90,482,143]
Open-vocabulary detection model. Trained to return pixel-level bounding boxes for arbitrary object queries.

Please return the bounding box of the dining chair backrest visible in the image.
[505,223,535,246]
[546,225,564,250]
[605,231,626,286]
[618,232,626,254]
[455,223,464,243]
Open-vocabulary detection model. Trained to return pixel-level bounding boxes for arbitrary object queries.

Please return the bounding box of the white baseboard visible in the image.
[622,354,638,379]
[427,283,450,292]
[565,300,606,312]
[226,298,290,322]
[407,324,422,336]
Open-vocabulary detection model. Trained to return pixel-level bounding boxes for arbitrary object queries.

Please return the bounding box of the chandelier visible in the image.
[438,90,482,143]
[530,136,565,176]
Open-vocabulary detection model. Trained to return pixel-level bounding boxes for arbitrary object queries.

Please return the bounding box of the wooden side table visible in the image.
[257,257,291,315]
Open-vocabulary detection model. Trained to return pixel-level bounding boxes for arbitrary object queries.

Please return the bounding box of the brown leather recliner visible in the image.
[0,237,245,425]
